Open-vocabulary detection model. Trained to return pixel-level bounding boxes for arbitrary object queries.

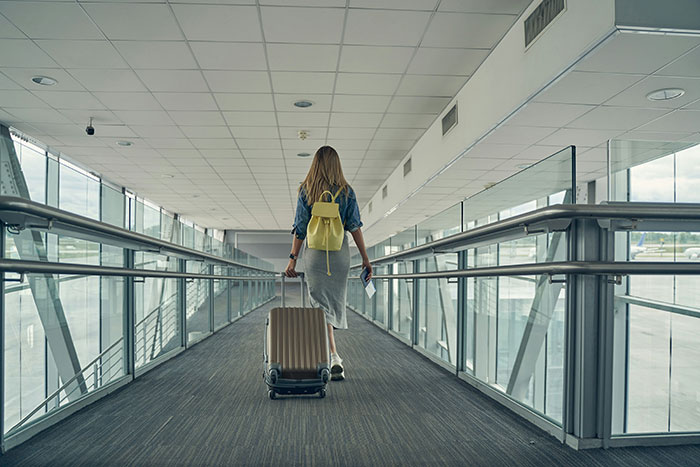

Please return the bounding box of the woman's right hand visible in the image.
[362,258,372,280]
[285,259,298,278]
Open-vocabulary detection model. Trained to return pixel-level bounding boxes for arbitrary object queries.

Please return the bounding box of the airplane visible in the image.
[684,247,700,260]
[630,233,647,259]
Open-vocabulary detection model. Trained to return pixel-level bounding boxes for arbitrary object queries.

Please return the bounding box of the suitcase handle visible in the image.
[280,272,305,308]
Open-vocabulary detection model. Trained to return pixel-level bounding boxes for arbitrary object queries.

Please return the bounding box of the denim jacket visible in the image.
[292,186,363,240]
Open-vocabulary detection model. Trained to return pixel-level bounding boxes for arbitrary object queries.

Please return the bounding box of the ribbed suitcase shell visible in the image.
[267,307,329,379]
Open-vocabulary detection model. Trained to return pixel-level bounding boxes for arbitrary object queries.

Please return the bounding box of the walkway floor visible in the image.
[4,294,700,466]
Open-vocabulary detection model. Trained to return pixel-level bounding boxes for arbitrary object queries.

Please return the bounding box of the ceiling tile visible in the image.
[216,94,275,111]
[536,128,625,148]
[387,96,450,113]
[190,42,267,70]
[636,110,700,133]
[381,113,435,128]
[604,76,700,110]
[222,111,276,126]
[93,92,162,111]
[31,91,103,110]
[35,40,127,69]
[333,95,391,113]
[656,45,700,78]
[568,106,671,131]
[172,4,261,42]
[2,107,72,124]
[329,113,383,128]
[113,110,174,125]
[335,73,401,95]
[153,93,218,111]
[0,11,23,39]
[396,75,465,97]
[422,12,515,48]
[70,69,147,92]
[407,47,488,76]
[350,0,438,10]
[189,138,238,149]
[58,109,122,125]
[267,44,339,72]
[439,0,530,14]
[270,72,335,94]
[0,39,58,67]
[168,111,226,126]
[143,138,193,149]
[535,71,644,105]
[340,46,413,73]
[328,127,375,139]
[83,3,183,40]
[260,0,345,6]
[368,139,412,150]
[505,102,595,128]
[137,70,209,93]
[261,6,344,43]
[374,128,424,140]
[203,71,271,93]
[345,9,430,47]
[577,32,700,75]
[277,111,329,127]
[238,139,283,150]
[483,126,558,146]
[2,68,86,92]
[230,126,279,139]
[130,125,184,139]
[0,2,102,39]
[113,41,197,70]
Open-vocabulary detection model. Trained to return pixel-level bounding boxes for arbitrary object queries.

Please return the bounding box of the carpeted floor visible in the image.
[3,292,700,466]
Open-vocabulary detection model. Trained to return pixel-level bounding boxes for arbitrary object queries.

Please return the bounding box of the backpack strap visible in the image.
[318,190,334,202]
[331,187,343,202]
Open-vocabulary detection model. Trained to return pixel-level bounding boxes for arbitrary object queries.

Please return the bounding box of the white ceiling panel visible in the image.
[0,11,23,39]
[505,102,595,128]
[439,0,531,14]
[567,106,671,131]
[189,138,238,149]
[422,12,515,48]
[270,72,335,94]
[636,110,700,134]
[58,109,122,125]
[113,110,174,125]
[3,107,72,124]
[113,41,197,70]
[576,32,700,75]
[350,0,438,10]
[387,96,450,113]
[396,75,465,97]
[2,68,86,92]
[535,71,644,105]
[381,113,435,129]
[83,3,183,41]
[332,95,391,113]
[71,69,147,92]
[37,40,127,69]
[26,91,100,109]
[260,6,344,44]
[0,1,102,40]
[130,125,184,138]
[153,93,218,111]
[0,39,58,67]
[603,76,700,109]
[168,111,226,126]
[137,70,209,93]
[171,4,261,42]
[483,125,557,146]
[339,46,414,74]
[368,139,412,150]
[266,44,339,72]
[238,139,282,149]
[93,92,162,111]
[216,94,275,111]
[277,112,329,127]
[203,71,270,93]
[374,128,423,140]
[334,73,401,95]
[144,138,194,149]
[190,42,267,71]
[328,127,376,140]
[229,126,278,139]
[345,9,430,47]
[656,45,700,78]
[536,128,625,148]
[329,113,384,128]
[222,111,277,126]
[407,47,489,76]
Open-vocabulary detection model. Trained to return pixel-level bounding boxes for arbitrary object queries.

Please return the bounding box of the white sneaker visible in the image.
[330,353,345,381]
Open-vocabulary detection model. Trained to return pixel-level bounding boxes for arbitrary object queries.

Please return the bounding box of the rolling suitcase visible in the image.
[263,278,330,399]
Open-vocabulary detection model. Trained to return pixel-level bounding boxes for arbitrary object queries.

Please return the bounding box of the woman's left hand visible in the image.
[285,259,298,278]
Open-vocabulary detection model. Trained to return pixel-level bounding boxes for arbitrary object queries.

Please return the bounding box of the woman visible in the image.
[285,145,372,381]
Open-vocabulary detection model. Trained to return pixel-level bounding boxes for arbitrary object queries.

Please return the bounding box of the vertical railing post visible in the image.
[412,259,420,347]
[0,224,6,452]
[227,267,232,323]
[456,249,468,375]
[180,259,187,348]
[209,264,214,333]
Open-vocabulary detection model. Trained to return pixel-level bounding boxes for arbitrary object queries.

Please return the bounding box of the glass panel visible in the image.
[390,262,413,340]
[101,184,125,228]
[15,141,47,203]
[417,203,461,246]
[59,163,99,220]
[186,262,210,344]
[213,266,229,328]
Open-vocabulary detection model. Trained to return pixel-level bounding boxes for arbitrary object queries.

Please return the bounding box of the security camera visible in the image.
[86,117,95,136]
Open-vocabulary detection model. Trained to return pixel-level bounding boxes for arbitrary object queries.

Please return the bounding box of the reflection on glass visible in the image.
[391,262,413,340]
[186,262,211,344]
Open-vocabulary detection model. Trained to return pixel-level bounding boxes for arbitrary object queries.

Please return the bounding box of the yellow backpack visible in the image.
[307,188,344,276]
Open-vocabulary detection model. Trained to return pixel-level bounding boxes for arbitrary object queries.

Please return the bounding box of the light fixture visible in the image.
[297,152,311,158]
[293,100,313,108]
[31,75,57,86]
[116,140,133,147]
[646,88,685,101]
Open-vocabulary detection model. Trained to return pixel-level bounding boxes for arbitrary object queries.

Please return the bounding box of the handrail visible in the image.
[8,337,124,435]
[355,202,700,267]
[0,259,276,280]
[352,261,700,280]
[0,196,274,273]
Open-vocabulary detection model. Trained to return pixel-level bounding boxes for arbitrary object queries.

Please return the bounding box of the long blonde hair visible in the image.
[299,146,350,205]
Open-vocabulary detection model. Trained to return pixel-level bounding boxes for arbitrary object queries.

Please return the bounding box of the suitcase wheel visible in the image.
[268,390,277,400]
[320,369,330,384]
[269,369,279,384]
[319,388,326,399]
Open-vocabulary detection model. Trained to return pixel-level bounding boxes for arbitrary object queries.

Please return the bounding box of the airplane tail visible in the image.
[637,232,647,247]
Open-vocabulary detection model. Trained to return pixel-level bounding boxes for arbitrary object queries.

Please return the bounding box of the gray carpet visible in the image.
[4,292,700,466]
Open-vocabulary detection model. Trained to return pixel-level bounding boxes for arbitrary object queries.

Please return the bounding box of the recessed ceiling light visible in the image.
[297,152,311,157]
[31,75,57,86]
[646,88,685,101]
[116,140,133,147]
[293,100,313,108]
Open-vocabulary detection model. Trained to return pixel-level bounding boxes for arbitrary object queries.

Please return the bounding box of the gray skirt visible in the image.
[302,233,349,329]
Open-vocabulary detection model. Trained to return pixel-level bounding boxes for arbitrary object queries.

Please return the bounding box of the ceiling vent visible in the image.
[382,185,388,199]
[524,0,565,48]
[441,104,458,136]
[403,158,412,177]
